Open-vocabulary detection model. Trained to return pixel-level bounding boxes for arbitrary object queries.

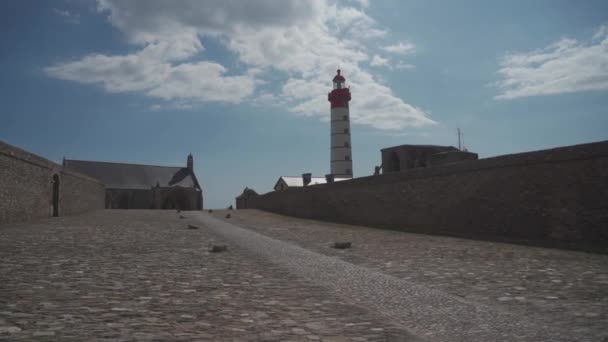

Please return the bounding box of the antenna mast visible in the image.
[462,131,466,151]
[457,128,462,150]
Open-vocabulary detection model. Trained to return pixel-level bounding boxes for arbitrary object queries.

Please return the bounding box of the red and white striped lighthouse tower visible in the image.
[328,69,353,178]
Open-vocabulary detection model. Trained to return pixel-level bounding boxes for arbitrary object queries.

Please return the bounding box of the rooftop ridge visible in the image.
[380,144,458,150]
[279,175,350,178]
[65,159,183,169]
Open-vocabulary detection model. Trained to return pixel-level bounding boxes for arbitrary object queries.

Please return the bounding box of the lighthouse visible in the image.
[328,69,353,178]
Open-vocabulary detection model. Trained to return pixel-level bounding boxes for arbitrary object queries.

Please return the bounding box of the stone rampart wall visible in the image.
[0,140,105,225]
[248,141,608,246]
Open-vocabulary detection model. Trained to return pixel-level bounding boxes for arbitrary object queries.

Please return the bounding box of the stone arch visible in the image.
[52,174,59,217]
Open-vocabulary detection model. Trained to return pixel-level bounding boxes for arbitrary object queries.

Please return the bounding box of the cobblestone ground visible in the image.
[0,210,417,341]
[212,209,608,341]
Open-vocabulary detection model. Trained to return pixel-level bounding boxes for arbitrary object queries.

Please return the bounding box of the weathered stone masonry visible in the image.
[0,140,105,225]
[245,141,608,246]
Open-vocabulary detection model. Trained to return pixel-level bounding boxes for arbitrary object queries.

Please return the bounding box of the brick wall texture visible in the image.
[0,141,105,225]
[248,141,608,246]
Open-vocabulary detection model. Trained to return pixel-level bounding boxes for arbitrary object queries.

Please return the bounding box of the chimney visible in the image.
[187,154,193,172]
[302,173,312,186]
[325,174,334,183]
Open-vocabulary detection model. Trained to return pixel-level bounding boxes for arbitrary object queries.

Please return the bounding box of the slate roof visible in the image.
[63,159,201,190]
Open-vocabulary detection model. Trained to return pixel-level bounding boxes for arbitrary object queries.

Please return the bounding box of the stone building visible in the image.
[64,155,203,210]
[236,187,258,209]
[381,144,478,173]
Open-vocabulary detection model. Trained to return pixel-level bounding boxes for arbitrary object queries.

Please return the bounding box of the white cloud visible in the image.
[45,41,255,104]
[383,42,416,55]
[348,0,370,8]
[45,0,434,130]
[369,56,415,71]
[395,62,415,70]
[326,5,387,39]
[370,55,390,67]
[496,25,608,99]
[53,8,80,24]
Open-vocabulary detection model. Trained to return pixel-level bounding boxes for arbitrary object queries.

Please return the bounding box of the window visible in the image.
[346,169,351,174]
[345,155,351,161]
[344,142,350,147]
[343,128,349,134]
[343,115,348,121]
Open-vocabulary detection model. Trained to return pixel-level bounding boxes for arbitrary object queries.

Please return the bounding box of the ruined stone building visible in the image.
[236,188,258,209]
[381,144,478,173]
[64,154,203,210]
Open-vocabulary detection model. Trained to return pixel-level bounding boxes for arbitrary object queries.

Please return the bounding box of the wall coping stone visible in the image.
[0,140,104,185]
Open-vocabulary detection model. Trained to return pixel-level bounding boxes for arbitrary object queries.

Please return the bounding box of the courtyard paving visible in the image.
[0,210,416,341]
[2,209,606,341]
[210,209,608,342]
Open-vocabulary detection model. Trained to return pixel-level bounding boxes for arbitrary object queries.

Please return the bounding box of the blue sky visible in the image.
[1,0,607,208]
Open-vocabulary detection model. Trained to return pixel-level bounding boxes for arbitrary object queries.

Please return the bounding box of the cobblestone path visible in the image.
[207,209,608,342]
[0,210,418,341]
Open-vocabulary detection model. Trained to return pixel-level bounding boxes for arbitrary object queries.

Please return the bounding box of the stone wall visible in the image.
[152,187,202,210]
[0,140,105,225]
[105,187,201,210]
[106,189,154,209]
[429,150,479,167]
[247,141,608,247]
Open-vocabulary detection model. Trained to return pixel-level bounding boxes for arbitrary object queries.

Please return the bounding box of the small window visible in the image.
[346,169,351,174]
[345,155,351,161]
[344,142,350,147]
[343,115,348,121]
[343,128,349,134]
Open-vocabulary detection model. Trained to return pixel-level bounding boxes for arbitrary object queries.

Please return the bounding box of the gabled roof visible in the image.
[274,176,350,189]
[63,159,201,190]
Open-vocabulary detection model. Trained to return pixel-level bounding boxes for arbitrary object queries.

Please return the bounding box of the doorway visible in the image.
[119,194,129,209]
[52,174,59,217]
[389,151,401,172]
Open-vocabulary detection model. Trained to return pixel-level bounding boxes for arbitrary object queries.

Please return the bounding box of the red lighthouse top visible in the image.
[328,69,351,108]
[333,69,345,83]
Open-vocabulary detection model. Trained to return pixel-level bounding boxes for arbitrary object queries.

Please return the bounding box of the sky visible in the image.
[1,0,607,209]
